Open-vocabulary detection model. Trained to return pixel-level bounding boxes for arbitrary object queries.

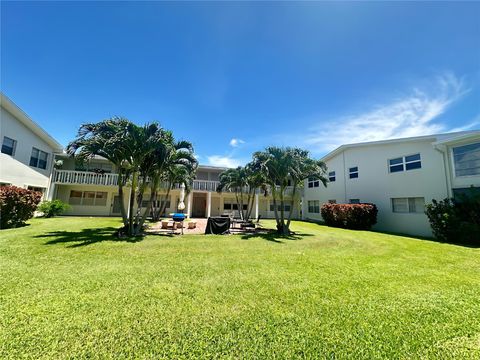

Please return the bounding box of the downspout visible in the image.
[434,144,452,198]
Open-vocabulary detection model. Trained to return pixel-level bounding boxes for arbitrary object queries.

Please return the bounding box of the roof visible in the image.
[197,164,229,171]
[1,93,64,152]
[321,130,480,162]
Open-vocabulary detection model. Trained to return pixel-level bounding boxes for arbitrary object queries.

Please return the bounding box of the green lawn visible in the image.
[1,217,479,359]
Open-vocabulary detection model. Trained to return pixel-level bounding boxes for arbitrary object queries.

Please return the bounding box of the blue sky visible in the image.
[2,1,479,167]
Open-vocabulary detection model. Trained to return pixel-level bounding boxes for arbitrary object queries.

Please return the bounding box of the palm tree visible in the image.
[253,147,327,235]
[67,118,173,236]
[217,167,248,220]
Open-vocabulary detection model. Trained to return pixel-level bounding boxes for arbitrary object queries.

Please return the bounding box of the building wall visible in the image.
[0,107,57,190]
[304,139,452,237]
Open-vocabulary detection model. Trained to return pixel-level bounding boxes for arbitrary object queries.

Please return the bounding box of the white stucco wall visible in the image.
[0,107,58,189]
[304,139,454,237]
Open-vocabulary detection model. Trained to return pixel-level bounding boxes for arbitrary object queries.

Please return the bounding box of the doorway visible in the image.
[192,193,207,218]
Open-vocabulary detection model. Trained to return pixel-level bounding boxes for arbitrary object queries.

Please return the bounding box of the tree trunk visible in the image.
[285,182,298,231]
[117,172,129,228]
[271,186,281,230]
[279,186,287,234]
[128,172,138,236]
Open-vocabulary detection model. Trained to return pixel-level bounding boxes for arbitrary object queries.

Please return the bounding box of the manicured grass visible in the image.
[1,217,479,359]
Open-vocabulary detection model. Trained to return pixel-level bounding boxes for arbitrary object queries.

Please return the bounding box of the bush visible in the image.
[425,195,480,245]
[321,203,378,230]
[0,186,43,229]
[37,200,70,218]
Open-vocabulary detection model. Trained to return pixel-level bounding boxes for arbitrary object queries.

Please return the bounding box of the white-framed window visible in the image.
[29,147,49,169]
[69,190,108,206]
[391,197,425,213]
[1,136,17,156]
[349,167,358,179]
[27,186,46,194]
[308,200,320,213]
[349,199,360,204]
[328,199,336,204]
[389,153,421,173]
[0,182,12,187]
[308,177,320,188]
[328,171,336,182]
[224,202,247,211]
[452,142,480,177]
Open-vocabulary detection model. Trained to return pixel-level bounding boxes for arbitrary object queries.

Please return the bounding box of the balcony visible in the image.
[53,169,119,186]
[52,170,298,195]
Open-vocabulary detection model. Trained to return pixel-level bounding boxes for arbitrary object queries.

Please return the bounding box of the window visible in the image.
[389,153,421,173]
[328,171,336,182]
[349,167,358,179]
[1,137,17,156]
[269,203,291,212]
[308,200,320,213]
[391,197,425,213]
[453,142,480,177]
[349,199,360,204]
[29,147,49,169]
[308,177,320,188]
[328,200,336,204]
[0,182,12,187]
[27,186,46,194]
[69,191,108,206]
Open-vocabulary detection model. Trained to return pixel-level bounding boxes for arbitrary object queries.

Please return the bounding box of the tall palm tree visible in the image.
[253,147,327,235]
[217,167,249,220]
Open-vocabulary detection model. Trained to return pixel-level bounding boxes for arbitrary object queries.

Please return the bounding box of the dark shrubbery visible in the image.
[0,186,43,229]
[321,203,378,230]
[425,195,480,245]
[37,200,70,218]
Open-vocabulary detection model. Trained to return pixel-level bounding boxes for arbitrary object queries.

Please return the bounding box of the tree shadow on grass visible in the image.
[240,229,314,243]
[35,227,144,248]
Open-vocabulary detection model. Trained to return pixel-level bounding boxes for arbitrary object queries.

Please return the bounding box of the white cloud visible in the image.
[303,72,470,153]
[229,138,245,147]
[207,155,242,168]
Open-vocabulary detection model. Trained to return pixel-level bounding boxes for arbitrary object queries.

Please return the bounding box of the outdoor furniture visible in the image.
[161,220,170,229]
[188,222,197,229]
[205,217,231,234]
[172,213,186,235]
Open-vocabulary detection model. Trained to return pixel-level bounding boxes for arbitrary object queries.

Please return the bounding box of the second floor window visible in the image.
[30,147,48,169]
[308,177,320,188]
[1,136,17,156]
[453,142,480,177]
[328,171,336,182]
[389,153,421,173]
[349,167,359,179]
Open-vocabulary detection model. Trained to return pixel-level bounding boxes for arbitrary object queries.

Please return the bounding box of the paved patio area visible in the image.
[147,218,262,236]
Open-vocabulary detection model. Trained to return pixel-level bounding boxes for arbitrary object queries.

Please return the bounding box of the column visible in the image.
[206,192,212,218]
[187,192,193,218]
[255,193,259,220]
[47,183,56,201]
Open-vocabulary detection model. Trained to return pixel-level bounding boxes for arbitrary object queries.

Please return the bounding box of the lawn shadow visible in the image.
[36,227,144,248]
[240,228,314,243]
[372,229,480,248]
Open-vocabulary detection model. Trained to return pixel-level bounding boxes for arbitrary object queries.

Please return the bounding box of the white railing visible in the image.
[53,169,119,186]
[192,180,220,192]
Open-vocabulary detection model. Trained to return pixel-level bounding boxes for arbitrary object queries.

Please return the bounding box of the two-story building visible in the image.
[0,93,63,195]
[302,131,480,237]
[50,158,302,219]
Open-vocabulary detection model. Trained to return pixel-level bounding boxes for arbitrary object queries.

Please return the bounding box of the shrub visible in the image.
[425,195,480,245]
[0,186,43,229]
[37,200,70,218]
[321,203,378,230]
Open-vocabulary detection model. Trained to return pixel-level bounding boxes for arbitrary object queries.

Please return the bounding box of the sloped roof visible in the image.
[1,93,63,152]
[321,130,480,162]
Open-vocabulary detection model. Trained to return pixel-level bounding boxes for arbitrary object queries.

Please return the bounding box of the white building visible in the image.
[0,93,63,196]
[302,131,480,237]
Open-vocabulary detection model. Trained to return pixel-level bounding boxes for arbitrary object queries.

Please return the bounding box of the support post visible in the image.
[207,192,212,218]
[187,192,193,218]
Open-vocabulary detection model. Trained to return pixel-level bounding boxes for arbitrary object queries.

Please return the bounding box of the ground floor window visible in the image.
[349,199,360,204]
[328,199,336,204]
[27,186,46,194]
[224,202,248,211]
[391,197,425,213]
[308,200,320,213]
[69,190,108,206]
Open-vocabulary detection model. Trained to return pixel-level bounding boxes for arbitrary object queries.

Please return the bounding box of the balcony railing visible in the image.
[53,169,119,186]
[52,170,298,195]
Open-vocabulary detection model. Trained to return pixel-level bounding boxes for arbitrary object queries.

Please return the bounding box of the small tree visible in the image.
[37,200,71,218]
[0,186,42,229]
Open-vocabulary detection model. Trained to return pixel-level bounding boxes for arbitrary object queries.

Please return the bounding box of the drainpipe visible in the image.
[434,144,453,198]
